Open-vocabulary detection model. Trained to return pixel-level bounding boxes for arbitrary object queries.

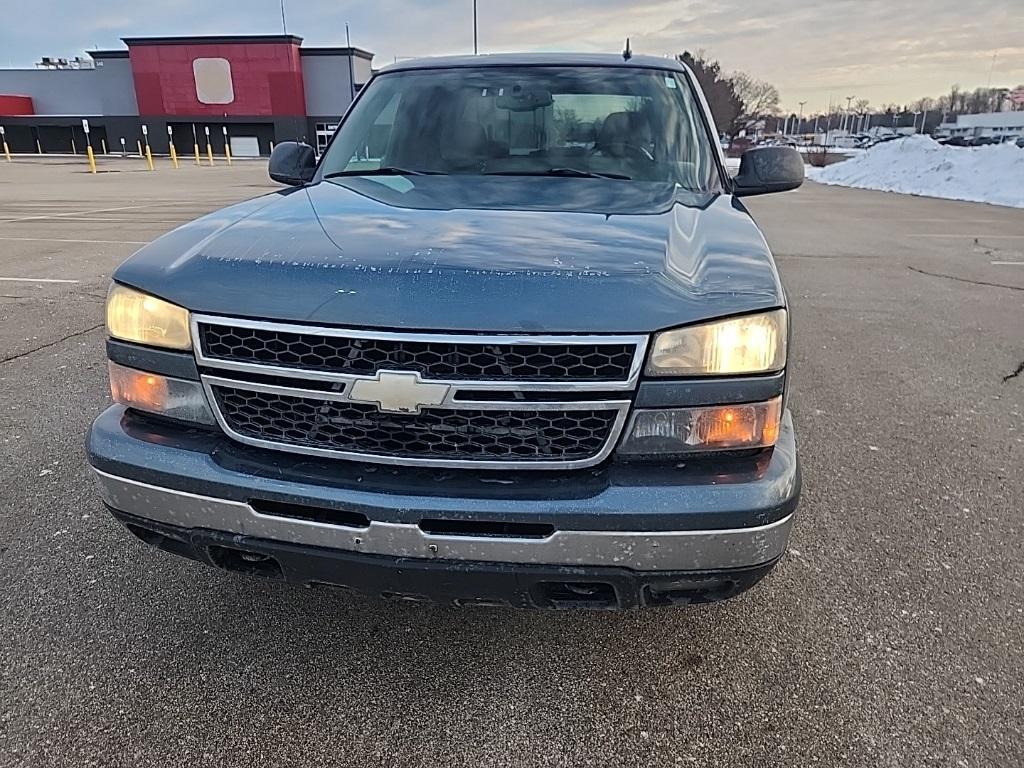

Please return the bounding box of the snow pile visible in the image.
[806,135,1024,208]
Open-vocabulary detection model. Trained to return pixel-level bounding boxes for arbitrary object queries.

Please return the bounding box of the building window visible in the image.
[315,123,338,152]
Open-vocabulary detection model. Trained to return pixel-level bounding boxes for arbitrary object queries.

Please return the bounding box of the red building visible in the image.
[0,34,373,155]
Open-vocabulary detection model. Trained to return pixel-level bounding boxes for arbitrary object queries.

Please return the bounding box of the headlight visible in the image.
[618,398,782,456]
[646,310,786,377]
[108,362,215,425]
[106,283,191,350]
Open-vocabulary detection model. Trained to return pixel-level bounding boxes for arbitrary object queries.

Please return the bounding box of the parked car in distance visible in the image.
[88,53,804,610]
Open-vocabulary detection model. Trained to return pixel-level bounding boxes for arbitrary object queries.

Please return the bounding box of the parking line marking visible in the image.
[0,236,148,245]
[0,203,162,223]
[879,218,1005,224]
[991,261,1024,266]
[909,234,1024,239]
[0,277,81,284]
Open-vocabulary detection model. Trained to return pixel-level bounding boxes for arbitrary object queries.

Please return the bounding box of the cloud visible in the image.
[4,0,1022,110]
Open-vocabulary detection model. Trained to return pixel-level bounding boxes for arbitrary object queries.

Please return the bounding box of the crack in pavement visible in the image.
[1,323,104,365]
[0,293,104,304]
[1003,361,1024,383]
[908,266,1024,292]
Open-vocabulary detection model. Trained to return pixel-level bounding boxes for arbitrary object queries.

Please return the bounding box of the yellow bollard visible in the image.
[169,141,179,169]
[224,144,232,166]
[2,139,10,162]
[193,143,201,165]
[101,138,108,154]
[86,144,97,174]
[144,142,154,171]
[206,141,214,166]
[137,140,143,157]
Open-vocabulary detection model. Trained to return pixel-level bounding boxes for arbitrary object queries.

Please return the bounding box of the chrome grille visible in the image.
[198,322,636,381]
[193,315,645,470]
[212,385,619,462]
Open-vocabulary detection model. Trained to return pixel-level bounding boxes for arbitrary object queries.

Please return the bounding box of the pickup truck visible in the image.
[87,53,804,609]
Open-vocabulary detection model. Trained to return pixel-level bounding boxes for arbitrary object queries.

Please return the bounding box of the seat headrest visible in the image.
[441,121,489,167]
[596,111,650,158]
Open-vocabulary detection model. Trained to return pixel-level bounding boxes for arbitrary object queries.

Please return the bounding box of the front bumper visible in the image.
[87,405,801,606]
[109,509,781,608]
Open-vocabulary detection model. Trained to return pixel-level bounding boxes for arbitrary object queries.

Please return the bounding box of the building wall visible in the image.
[92,56,139,116]
[353,56,373,85]
[129,40,306,117]
[301,54,357,117]
[0,69,103,115]
[943,112,1024,138]
[0,58,137,117]
[955,112,1024,130]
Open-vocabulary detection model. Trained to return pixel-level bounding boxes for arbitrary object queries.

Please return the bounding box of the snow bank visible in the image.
[805,135,1024,208]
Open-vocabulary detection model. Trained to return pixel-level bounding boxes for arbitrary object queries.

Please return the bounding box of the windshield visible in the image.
[319,66,721,190]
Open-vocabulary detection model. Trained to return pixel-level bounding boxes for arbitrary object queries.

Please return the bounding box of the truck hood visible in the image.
[115,176,784,333]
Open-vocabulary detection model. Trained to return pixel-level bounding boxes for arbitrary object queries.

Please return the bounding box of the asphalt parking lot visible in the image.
[1,156,1022,767]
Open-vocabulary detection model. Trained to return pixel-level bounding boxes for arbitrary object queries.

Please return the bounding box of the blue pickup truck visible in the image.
[88,53,804,609]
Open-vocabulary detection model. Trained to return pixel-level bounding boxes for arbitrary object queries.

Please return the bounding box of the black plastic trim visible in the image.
[106,340,199,381]
[636,372,785,408]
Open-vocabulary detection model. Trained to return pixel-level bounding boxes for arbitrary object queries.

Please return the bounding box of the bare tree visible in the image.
[731,71,781,134]
[948,85,962,114]
[677,50,783,137]
[677,51,742,136]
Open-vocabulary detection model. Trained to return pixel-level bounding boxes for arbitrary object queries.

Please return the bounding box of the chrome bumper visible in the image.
[92,468,794,571]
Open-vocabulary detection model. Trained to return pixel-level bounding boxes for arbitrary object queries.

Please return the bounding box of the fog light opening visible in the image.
[207,545,283,579]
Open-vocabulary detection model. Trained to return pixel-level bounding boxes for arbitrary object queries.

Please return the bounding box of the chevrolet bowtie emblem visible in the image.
[348,370,451,414]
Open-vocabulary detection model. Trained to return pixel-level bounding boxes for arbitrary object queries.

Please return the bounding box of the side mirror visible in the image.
[268,142,317,186]
[732,146,804,197]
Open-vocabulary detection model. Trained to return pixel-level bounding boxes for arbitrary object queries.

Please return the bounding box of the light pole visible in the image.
[473,0,478,54]
[843,95,855,133]
[345,24,356,101]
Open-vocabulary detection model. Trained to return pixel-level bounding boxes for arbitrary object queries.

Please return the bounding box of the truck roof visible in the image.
[380,52,685,73]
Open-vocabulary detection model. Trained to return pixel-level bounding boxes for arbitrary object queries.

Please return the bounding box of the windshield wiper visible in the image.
[323,167,446,178]
[484,168,632,180]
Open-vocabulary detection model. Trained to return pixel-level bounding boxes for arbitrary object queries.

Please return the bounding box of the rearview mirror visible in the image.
[268,142,317,186]
[732,146,804,197]
[496,85,554,112]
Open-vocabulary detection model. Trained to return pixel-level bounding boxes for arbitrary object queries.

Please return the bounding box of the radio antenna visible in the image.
[622,38,632,61]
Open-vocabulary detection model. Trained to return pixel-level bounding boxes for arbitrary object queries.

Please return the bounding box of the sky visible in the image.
[4,0,1022,112]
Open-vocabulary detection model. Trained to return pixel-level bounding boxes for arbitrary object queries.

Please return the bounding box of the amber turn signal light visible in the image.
[618,397,782,456]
